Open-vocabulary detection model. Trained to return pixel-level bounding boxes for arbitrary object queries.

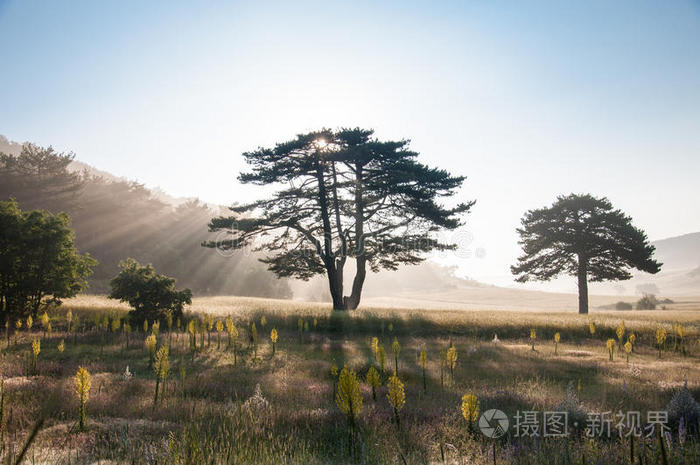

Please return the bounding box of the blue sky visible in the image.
[1,0,699,288]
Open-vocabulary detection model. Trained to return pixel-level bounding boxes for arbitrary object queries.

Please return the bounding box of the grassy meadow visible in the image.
[0,295,699,464]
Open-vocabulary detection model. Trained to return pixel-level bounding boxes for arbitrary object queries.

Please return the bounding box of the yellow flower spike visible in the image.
[446,346,457,381]
[26,315,33,330]
[74,367,91,430]
[386,374,405,426]
[336,366,362,426]
[391,338,401,374]
[58,340,65,353]
[365,366,380,400]
[419,348,427,392]
[616,320,625,343]
[606,338,616,361]
[461,393,480,425]
[370,337,379,359]
[589,322,595,335]
[554,332,560,343]
[270,328,278,356]
[378,345,386,373]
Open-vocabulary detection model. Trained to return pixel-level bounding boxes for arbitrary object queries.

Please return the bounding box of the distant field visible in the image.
[1,294,698,464]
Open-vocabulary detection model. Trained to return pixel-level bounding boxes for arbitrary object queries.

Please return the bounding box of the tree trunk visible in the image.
[344,257,366,310]
[342,161,366,311]
[326,261,344,310]
[577,255,589,314]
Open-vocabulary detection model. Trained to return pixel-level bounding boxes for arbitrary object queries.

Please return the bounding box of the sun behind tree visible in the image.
[511,194,661,314]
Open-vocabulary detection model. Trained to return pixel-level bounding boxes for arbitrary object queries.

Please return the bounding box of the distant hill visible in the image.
[0,135,292,298]
[652,232,700,271]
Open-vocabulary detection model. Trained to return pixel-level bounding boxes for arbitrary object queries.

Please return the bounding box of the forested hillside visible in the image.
[0,135,291,298]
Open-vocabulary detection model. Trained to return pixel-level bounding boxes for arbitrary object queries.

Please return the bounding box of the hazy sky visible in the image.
[1,0,699,288]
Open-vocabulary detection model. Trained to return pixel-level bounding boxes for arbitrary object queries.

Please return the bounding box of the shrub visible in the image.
[109,258,192,326]
[615,301,633,310]
[636,294,658,310]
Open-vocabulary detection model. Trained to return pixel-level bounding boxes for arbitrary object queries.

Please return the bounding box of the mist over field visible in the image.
[1,2,699,464]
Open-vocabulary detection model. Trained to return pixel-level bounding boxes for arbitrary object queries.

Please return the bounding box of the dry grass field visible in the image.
[0,294,698,464]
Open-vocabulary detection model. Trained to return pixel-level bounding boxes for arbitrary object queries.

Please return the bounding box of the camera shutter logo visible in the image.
[479,409,509,438]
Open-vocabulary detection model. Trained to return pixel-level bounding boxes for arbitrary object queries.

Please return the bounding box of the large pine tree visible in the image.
[205,128,473,310]
[511,194,662,314]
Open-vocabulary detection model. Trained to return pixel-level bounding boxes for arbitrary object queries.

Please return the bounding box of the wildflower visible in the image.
[153,345,169,405]
[187,319,197,352]
[260,315,267,329]
[336,367,363,427]
[656,327,667,358]
[227,317,239,364]
[616,320,625,347]
[41,312,49,334]
[143,320,149,333]
[378,345,386,373]
[391,337,401,374]
[74,367,91,430]
[419,348,427,392]
[26,315,33,331]
[66,309,73,332]
[58,339,65,353]
[554,332,561,355]
[624,340,632,363]
[152,321,160,336]
[31,338,40,373]
[145,334,157,367]
[676,323,686,355]
[15,319,22,331]
[111,317,120,333]
[270,328,278,356]
[370,337,379,360]
[215,320,223,349]
[123,365,133,380]
[313,318,318,329]
[365,366,380,400]
[386,374,406,426]
[589,321,595,336]
[461,393,480,428]
[304,321,309,332]
[330,361,338,378]
[629,333,636,352]
[446,346,457,382]
[530,329,536,351]
[388,323,393,332]
[606,338,615,361]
